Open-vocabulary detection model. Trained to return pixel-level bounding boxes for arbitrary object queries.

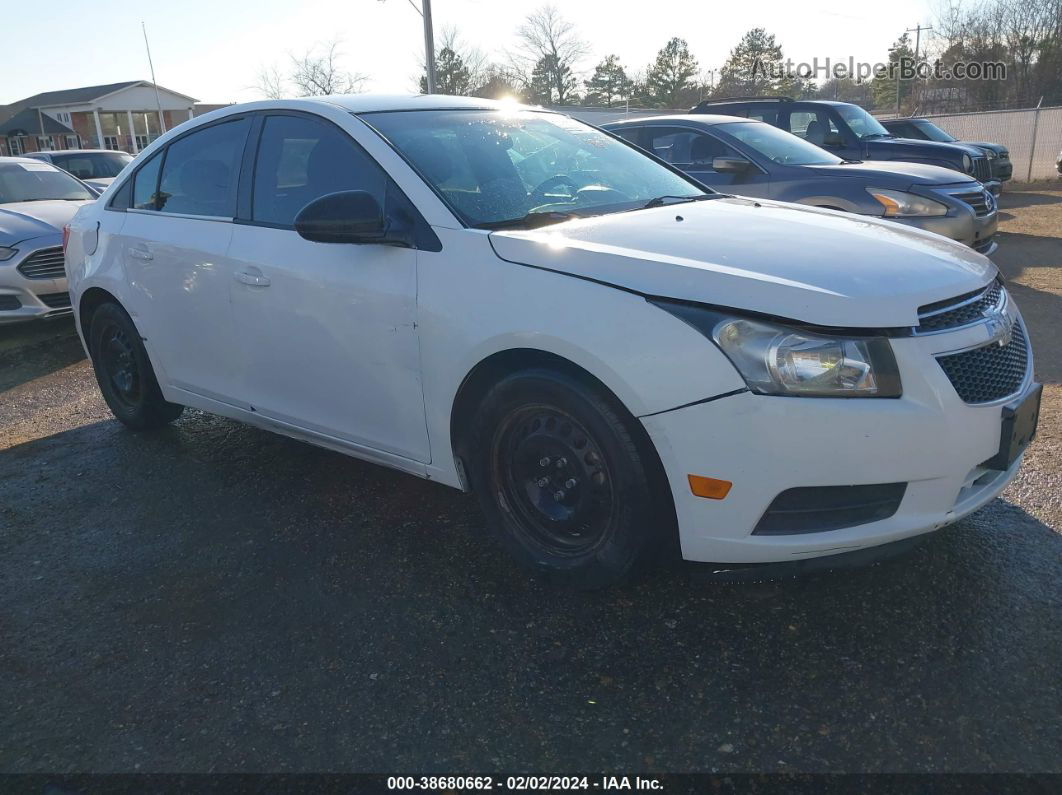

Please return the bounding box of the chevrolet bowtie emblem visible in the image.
[985,310,1014,347]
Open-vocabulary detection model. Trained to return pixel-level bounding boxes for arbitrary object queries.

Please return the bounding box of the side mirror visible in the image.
[712,156,752,174]
[822,132,845,148]
[295,190,408,246]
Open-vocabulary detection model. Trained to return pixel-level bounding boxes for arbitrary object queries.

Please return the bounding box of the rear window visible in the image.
[50,152,132,180]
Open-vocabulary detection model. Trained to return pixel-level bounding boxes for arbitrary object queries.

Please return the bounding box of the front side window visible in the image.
[644,127,738,167]
[718,122,843,166]
[786,109,840,146]
[252,114,387,227]
[51,152,133,180]
[365,109,706,227]
[131,150,163,210]
[157,117,251,216]
[0,161,94,204]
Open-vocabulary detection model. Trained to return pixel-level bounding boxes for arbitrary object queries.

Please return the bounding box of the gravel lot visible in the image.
[1,189,1060,773]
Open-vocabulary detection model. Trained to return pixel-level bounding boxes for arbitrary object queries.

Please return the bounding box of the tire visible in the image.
[88,302,184,430]
[468,368,664,589]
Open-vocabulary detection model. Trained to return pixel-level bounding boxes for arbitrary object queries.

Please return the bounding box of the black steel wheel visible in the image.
[89,302,184,430]
[470,367,666,588]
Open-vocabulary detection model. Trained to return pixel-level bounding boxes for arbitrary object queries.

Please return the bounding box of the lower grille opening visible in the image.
[38,292,71,309]
[0,295,22,311]
[752,483,908,536]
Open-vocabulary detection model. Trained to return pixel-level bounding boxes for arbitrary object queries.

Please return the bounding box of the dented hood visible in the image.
[488,197,996,328]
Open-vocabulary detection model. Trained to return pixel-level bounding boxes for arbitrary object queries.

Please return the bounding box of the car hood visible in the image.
[84,177,115,190]
[0,200,93,245]
[488,197,995,329]
[870,137,983,159]
[803,160,974,187]
[964,141,1007,155]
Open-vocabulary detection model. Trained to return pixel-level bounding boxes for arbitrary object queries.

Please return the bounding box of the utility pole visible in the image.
[142,22,167,134]
[381,0,436,94]
[898,23,932,115]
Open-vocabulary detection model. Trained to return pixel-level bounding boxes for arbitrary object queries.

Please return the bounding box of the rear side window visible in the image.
[131,151,163,211]
[644,127,738,166]
[251,114,387,227]
[157,117,251,217]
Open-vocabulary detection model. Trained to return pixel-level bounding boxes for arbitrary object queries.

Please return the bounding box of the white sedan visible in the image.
[64,95,1039,587]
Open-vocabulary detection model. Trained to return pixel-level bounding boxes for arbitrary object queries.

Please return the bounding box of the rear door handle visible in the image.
[234,269,270,287]
[129,247,153,261]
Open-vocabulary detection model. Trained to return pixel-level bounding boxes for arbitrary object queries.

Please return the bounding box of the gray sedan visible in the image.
[0,157,95,324]
[605,115,998,255]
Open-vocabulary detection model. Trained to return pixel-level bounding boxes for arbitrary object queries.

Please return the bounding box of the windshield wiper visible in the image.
[477,210,581,230]
[641,194,715,209]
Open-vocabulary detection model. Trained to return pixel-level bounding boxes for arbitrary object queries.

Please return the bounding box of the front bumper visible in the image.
[642,313,1034,564]
[0,238,71,325]
[892,207,997,255]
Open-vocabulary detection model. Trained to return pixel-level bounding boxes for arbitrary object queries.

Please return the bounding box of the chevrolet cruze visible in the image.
[64,96,1040,587]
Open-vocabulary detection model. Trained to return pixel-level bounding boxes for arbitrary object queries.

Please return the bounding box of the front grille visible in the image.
[17,247,65,280]
[917,281,1003,333]
[936,320,1029,404]
[0,295,22,311]
[38,292,71,309]
[972,156,991,182]
[753,483,908,535]
[953,190,992,216]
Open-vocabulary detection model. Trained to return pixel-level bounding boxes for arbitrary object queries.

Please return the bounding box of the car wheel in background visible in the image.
[89,303,184,430]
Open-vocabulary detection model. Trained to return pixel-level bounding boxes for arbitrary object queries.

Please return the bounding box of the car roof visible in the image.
[286,93,546,114]
[28,149,130,155]
[606,114,759,127]
[698,98,851,107]
[0,156,56,165]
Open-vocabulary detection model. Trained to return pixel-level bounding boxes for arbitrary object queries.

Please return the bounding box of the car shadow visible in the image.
[997,189,1062,210]
[0,318,86,393]
[3,413,1061,771]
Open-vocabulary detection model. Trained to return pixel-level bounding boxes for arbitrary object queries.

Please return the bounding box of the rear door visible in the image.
[641,125,770,196]
[227,112,428,462]
[117,115,252,406]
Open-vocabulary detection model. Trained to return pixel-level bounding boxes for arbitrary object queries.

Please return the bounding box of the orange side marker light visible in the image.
[688,475,732,500]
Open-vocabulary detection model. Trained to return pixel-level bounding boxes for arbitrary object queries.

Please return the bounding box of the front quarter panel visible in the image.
[419,228,747,487]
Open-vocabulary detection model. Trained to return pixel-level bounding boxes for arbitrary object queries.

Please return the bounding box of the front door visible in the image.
[117,116,252,407]
[227,113,429,462]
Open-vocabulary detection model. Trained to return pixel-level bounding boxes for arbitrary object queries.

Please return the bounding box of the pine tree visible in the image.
[527,53,578,105]
[584,55,633,107]
[714,28,792,97]
[644,38,699,107]
[871,33,916,112]
[420,47,474,95]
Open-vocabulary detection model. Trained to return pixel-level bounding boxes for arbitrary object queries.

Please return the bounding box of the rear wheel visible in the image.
[469,369,664,588]
[89,302,183,430]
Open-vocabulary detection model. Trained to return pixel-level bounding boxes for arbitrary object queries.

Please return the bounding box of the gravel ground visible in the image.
[1,189,1060,774]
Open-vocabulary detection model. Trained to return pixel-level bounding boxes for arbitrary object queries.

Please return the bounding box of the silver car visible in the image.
[24,149,133,193]
[0,157,95,323]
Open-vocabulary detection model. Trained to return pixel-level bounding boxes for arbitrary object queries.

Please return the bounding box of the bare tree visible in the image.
[252,39,368,99]
[254,64,287,100]
[509,5,590,104]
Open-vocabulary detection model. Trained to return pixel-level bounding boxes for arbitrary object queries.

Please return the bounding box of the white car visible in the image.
[64,96,1040,586]
[25,149,133,193]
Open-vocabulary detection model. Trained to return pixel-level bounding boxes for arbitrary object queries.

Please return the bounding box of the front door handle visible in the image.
[235,269,271,287]
[129,247,153,261]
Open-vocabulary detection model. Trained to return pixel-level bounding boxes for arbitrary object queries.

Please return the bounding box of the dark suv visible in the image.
[880,118,1012,185]
[691,98,998,191]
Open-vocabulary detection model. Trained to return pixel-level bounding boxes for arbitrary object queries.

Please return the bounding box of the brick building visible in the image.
[0,80,198,157]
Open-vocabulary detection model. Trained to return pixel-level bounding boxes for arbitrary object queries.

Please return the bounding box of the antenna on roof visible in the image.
[141,21,167,135]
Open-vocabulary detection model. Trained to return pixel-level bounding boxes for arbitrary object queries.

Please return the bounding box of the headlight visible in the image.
[653,302,902,398]
[962,154,973,172]
[867,188,948,217]
[985,150,997,160]
[0,246,17,261]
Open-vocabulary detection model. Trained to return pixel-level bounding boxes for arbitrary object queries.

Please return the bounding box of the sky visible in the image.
[2,0,939,106]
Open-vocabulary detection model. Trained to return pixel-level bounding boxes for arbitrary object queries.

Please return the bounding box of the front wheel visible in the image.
[469,369,666,588]
[89,302,184,430]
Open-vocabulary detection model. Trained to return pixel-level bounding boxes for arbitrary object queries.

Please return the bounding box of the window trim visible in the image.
[235,109,438,251]
[106,113,255,216]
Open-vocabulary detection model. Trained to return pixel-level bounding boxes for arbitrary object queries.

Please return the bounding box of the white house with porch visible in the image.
[0,81,198,157]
